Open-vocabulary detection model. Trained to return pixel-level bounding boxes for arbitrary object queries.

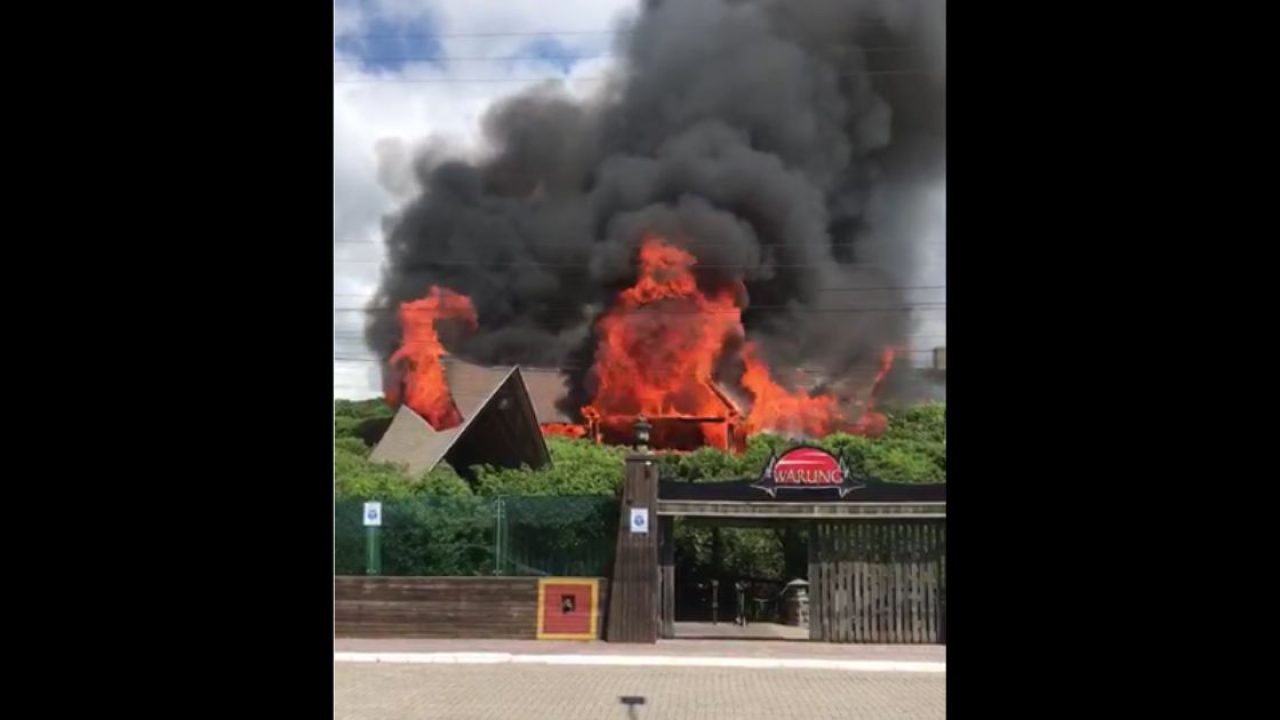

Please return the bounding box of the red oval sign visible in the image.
[773,447,843,487]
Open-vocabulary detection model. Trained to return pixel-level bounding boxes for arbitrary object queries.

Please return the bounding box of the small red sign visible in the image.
[536,578,599,640]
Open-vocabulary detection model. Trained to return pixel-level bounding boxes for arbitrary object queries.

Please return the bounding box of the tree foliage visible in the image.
[472,437,626,497]
[334,399,943,581]
[336,400,945,498]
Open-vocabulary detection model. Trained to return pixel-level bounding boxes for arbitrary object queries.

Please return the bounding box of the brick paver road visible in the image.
[335,663,945,719]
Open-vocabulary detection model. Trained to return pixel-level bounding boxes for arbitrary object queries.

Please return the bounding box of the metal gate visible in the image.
[808,520,946,644]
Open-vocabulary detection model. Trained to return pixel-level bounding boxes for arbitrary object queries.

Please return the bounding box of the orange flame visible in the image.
[582,236,746,449]
[388,286,478,430]
[845,347,896,436]
[540,422,589,439]
[741,342,842,437]
[575,235,894,450]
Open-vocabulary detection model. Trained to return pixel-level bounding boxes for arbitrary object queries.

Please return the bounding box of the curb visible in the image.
[334,651,945,674]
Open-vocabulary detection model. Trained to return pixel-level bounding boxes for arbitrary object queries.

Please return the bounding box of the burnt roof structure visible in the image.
[517,366,575,424]
[440,358,573,425]
[370,363,550,478]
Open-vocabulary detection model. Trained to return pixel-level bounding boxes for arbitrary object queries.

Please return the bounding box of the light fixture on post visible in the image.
[634,415,652,452]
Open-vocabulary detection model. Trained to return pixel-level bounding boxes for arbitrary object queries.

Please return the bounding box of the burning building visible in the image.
[362,0,945,452]
[375,241,897,456]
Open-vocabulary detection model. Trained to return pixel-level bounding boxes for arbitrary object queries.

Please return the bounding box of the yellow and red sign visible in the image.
[536,577,600,640]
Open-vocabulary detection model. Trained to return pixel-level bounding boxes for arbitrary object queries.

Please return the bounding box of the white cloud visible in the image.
[333,0,638,398]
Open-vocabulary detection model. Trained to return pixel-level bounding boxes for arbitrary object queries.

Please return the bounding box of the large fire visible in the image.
[582,237,747,450]
[385,238,895,450]
[577,236,894,450]
[387,286,477,430]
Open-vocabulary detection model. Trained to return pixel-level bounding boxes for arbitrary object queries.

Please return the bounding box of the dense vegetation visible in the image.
[334,398,944,583]
[334,399,945,499]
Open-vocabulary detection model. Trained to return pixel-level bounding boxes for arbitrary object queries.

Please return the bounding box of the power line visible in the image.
[333,47,918,62]
[333,285,945,297]
[334,239,948,247]
[336,332,948,340]
[333,349,944,366]
[333,304,945,314]
[337,23,893,39]
[341,30,625,39]
[335,259,936,268]
[334,70,933,84]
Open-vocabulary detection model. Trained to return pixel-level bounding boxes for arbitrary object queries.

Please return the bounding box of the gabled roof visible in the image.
[370,365,551,477]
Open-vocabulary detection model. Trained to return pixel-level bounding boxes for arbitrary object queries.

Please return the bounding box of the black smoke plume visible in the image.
[365,0,945,410]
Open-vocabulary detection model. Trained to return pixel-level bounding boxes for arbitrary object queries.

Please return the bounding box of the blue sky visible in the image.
[333,0,598,76]
[508,37,583,75]
[335,12,445,73]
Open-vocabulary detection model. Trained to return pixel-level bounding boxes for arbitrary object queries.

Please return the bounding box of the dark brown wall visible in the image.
[336,577,609,639]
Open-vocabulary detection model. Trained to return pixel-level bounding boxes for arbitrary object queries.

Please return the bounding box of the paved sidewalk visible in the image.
[336,637,945,663]
[335,663,946,719]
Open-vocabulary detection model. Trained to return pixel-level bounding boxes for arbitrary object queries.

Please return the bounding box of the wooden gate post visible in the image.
[605,452,660,642]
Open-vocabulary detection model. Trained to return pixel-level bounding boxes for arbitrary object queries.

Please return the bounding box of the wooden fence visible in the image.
[808,520,945,644]
[335,576,609,639]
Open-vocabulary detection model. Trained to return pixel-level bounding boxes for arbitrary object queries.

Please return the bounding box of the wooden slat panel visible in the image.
[911,522,921,644]
[865,520,875,638]
[335,576,609,640]
[836,524,849,642]
[939,521,946,643]
[895,522,905,644]
[819,524,831,641]
[926,522,936,643]
[877,526,888,643]
[830,524,838,642]
[897,523,904,641]
[807,519,944,646]
[907,522,917,644]
[861,522,872,644]
[659,516,675,639]
[895,523,904,644]
[808,524,820,641]
[918,523,929,643]
[855,524,864,643]
[902,522,912,644]
[865,523,874,643]
[843,524,851,642]
[862,525,870,643]
[927,521,937,644]
[933,521,942,643]
[828,524,839,642]
[852,522,864,643]
[866,524,878,643]
[824,524,834,642]
[816,524,825,641]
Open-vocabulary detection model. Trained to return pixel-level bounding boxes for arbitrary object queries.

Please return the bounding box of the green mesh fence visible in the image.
[335,496,618,577]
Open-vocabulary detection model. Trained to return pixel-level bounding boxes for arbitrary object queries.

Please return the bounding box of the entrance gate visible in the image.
[605,447,946,645]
